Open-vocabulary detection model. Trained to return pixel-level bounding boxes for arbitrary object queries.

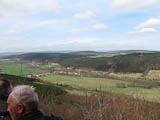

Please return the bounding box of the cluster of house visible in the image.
[26,70,83,78]
[25,61,42,67]
[53,71,80,76]
[26,73,50,78]
[26,69,111,79]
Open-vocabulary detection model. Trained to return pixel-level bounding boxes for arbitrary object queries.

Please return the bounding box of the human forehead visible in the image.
[0,80,3,84]
[0,80,3,88]
[7,93,13,103]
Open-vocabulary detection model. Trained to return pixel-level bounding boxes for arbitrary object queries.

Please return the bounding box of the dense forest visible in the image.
[59,53,160,73]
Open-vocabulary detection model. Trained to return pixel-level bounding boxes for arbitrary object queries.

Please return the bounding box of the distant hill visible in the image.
[71,50,160,57]
[1,50,159,57]
[71,51,100,55]
[0,52,27,57]
[3,52,86,63]
[59,53,160,73]
[2,50,160,73]
[103,50,159,54]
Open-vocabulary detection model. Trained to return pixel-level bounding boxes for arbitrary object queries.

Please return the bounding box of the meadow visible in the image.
[0,63,47,75]
[39,74,160,101]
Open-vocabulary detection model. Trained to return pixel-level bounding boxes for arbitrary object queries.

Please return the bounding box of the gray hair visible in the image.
[11,85,39,111]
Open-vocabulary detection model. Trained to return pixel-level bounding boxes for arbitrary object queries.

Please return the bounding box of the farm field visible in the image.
[0,64,47,75]
[108,72,142,79]
[39,74,160,102]
[145,70,160,80]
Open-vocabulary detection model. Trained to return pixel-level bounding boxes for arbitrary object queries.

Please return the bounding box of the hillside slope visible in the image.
[2,51,160,73]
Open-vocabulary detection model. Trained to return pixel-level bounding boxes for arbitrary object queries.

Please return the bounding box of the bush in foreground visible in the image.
[39,94,160,120]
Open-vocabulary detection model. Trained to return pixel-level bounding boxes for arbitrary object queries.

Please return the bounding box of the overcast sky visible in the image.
[0,0,160,52]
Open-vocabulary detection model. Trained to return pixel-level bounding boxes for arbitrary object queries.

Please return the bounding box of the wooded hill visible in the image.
[3,51,160,73]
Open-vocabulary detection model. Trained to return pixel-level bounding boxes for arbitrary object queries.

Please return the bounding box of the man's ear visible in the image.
[17,104,25,114]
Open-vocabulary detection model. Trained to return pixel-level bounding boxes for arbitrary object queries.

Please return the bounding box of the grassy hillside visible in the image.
[39,74,160,101]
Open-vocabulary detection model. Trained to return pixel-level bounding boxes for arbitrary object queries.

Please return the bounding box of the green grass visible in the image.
[0,64,47,75]
[39,74,160,101]
[39,74,127,90]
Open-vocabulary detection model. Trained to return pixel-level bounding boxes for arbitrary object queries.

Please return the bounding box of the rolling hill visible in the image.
[2,50,160,73]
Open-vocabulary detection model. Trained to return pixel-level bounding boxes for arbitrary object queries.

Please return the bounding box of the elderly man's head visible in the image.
[0,79,12,113]
[7,85,39,120]
[0,79,12,98]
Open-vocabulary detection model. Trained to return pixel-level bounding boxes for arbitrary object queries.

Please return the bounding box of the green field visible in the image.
[39,74,160,101]
[0,64,47,75]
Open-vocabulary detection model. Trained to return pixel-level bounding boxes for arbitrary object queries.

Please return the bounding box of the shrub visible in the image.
[116,83,127,88]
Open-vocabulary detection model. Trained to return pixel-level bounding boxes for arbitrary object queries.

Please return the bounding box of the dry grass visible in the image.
[39,93,160,120]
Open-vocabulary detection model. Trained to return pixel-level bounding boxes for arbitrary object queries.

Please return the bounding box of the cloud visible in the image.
[71,23,108,34]
[0,37,22,41]
[73,11,94,20]
[126,28,157,37]
[126,18,159,37]
[129,28,156,34]
[67,37,98,44]
[136,18,160,29]
[139,28,157,33]
[7,24,24,34]
[0,37,23,47]
[5,22,33,35]
[92,23,108,30]
[19,37,99,51]
[38,19,69,27]
[0,0,36,12]
[71,29,85,34]
[8,30,20,34]
[4,19,69,35]
[110,0,160,12]
[35,36,156,51]
[0,0,60,15]
[39,0,60,11]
